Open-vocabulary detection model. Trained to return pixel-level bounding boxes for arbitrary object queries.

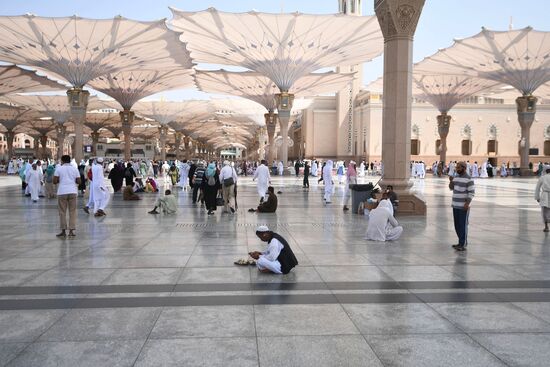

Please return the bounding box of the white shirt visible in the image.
[55,164,80,195]
[260,237,284,262]
[365,205,399,241]
[219,165,237,183]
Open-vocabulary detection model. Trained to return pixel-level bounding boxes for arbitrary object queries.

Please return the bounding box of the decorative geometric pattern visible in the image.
[0,15,193,87]
[170,8,382,90]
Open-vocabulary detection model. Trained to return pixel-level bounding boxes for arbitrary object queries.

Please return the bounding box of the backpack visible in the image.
[207,175,216,186]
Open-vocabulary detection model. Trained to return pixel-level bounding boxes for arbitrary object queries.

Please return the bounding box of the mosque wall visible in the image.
[301,95,550,166]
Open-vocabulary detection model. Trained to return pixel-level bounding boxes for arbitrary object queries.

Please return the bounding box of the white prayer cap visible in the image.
[96,157,104,163]
[223,160,230,166]
[256,225,270,233]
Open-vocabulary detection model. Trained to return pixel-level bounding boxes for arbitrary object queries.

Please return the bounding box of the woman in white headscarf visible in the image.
[323,160,334,203]
[277,161,284,176]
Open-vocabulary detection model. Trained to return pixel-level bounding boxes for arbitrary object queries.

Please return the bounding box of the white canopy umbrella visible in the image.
[170,7,383,166]
[0,14,193,162]
[413,27,550,174]
[89,68,196,160]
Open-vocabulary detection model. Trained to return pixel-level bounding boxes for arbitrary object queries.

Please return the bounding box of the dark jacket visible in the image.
[271,233,298,274]
[258,192,277,213]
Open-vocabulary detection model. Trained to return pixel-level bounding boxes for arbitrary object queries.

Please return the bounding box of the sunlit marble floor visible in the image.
[0,173,548,367]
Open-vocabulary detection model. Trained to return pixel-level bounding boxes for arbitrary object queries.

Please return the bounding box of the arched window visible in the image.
[24,139,31,149]
[461,140,472,156]
[487,140,498,155]
[411,139,420,155]
[545,140,550,156]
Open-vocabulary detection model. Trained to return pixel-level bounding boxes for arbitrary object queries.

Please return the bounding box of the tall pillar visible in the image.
[158,125,169,161]
[437,112,451,165]
[39,135,49,159]
[182,136,190,158]
[90,132,100,157]
[265,113,276,163]
[55,125,66,160]
[275,92,294,170]
[5,130,15,159]
[120,110,134,161]
[375,0,426,215]
[258,127,266,161]
[66,88,90,163]
[32,136,40,158]
[516,95,537,176]
[174,132,183,160]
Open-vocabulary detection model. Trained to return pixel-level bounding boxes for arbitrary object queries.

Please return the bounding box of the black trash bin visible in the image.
[350,183,374,214]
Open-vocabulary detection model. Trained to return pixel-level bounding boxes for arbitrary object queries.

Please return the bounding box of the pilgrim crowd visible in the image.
[3,154,549,268]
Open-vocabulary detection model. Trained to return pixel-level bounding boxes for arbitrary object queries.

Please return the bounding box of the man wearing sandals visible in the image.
[535,165,550,232]
[248,226,298,274]
[54,155,81,238]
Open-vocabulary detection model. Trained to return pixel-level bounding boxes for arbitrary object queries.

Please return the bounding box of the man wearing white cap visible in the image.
[248,225,298,274]
[91,157,110,217]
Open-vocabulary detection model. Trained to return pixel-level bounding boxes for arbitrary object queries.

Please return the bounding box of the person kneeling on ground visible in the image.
[365,199,403,241]
[248,225,298,274]
[123,185,141,201]
[248,186,278,213]
[133,177,145,193]
[145,177,158,193]
[148,189,177,215]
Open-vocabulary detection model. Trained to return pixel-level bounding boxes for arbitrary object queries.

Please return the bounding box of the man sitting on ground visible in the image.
[123,185,140,201]
[365,199,403,241]
[248,225,298,274]
[148,189,177,215]
[248,186,278,213]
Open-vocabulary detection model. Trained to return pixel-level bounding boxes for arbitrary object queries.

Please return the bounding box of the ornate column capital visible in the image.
[375,0,425,42]
[119,110,135,128]
[516,95,537,129]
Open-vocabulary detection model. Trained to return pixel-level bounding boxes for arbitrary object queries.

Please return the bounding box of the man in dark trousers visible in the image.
[303,161,310,188]
[449,161,475,251]
[249,225,298,274]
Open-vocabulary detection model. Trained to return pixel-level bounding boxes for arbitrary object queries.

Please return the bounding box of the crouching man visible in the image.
[148,189,177,215]
[365,200,403,241]
[249,225,298,274]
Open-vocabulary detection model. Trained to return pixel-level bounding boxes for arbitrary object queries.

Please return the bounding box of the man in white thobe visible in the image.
[311,160,318,177]
[472,162,480,178]
[91,158,110,216]
[365,200,403,241]
[480,161,489,178]
[178,160,190,190]
[253,160,271,202]
[419,161,426,179]
[535,166,550,232]
[277,161,284,176]
[25,163,43,202]
[161,161,171,187]
[323,160,334,203]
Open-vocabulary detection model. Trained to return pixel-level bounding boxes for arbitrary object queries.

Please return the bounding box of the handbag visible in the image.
[223,176,234,187]
[216,194,224,206]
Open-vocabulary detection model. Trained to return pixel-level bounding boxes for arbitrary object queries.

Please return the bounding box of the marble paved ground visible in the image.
[0,173,548,366]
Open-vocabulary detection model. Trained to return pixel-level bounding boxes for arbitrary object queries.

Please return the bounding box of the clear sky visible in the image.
[1,0,548,100]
